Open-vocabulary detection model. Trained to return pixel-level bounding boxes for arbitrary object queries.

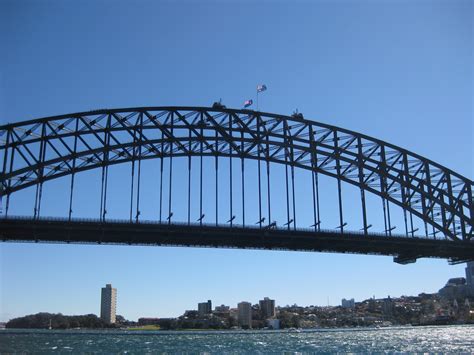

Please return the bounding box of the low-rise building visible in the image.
[341,298,355,309]
[267,318,280,329]
[214,304,230,312]
[138,317,160,326]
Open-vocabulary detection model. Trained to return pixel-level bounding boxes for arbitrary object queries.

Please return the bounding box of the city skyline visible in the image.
[1,0,472,322]
[25,262,470,324]
[7,260,474,326]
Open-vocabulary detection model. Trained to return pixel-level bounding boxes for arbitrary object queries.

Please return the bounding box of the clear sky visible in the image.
[0,0,472,322]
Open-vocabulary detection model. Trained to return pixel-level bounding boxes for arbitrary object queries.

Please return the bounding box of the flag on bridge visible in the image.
[244,99,253,108]
[257,84,267,92]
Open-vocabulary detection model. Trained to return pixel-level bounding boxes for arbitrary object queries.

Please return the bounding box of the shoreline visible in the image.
[2,323,474,334]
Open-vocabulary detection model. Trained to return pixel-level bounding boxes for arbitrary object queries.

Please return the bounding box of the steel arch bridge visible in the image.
[0,106,473,263]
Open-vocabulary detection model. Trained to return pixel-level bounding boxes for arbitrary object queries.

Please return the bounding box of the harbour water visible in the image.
[1,325,473,353]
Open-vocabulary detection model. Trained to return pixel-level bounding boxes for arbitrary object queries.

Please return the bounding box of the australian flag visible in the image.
[244,99,253,108]
[257,84,267,92]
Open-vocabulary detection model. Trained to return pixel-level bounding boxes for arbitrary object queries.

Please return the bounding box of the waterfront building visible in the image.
[237,302,252,328]
[341,298,355,309]
[267,318,280,330]
[100,284,117,324]
[198,300,212,316]
[259,297,276,319]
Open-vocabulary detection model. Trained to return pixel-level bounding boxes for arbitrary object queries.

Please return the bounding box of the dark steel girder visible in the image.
[1,217,473,263]
[1,106,473,242]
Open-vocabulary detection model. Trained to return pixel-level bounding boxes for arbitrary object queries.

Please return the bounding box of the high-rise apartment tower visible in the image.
[466,262,474,287]
[237,301,252,328]
[100,284,117,324]
[259,297,276,319]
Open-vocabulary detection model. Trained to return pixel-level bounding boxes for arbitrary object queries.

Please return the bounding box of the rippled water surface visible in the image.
[1,325,473,353]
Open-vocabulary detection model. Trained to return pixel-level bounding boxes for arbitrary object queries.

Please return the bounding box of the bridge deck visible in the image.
[1,217,473,264]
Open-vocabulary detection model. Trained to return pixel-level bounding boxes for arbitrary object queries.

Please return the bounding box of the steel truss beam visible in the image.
[0,107,473,242]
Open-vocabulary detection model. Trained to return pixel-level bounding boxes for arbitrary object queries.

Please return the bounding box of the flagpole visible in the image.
[256,89,259,111]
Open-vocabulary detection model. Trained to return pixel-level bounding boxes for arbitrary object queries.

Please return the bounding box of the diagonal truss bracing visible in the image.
[0,106,472,242]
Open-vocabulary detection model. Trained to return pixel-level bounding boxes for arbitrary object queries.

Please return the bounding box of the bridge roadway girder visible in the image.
[1,217,473,263]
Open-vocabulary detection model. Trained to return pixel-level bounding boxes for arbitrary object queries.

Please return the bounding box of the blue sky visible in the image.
[0,0,472,321]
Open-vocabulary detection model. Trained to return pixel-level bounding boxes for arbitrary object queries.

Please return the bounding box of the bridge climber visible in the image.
[0,106,472,264]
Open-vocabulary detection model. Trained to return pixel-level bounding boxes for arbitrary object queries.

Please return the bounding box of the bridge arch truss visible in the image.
[0,106,472,242]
